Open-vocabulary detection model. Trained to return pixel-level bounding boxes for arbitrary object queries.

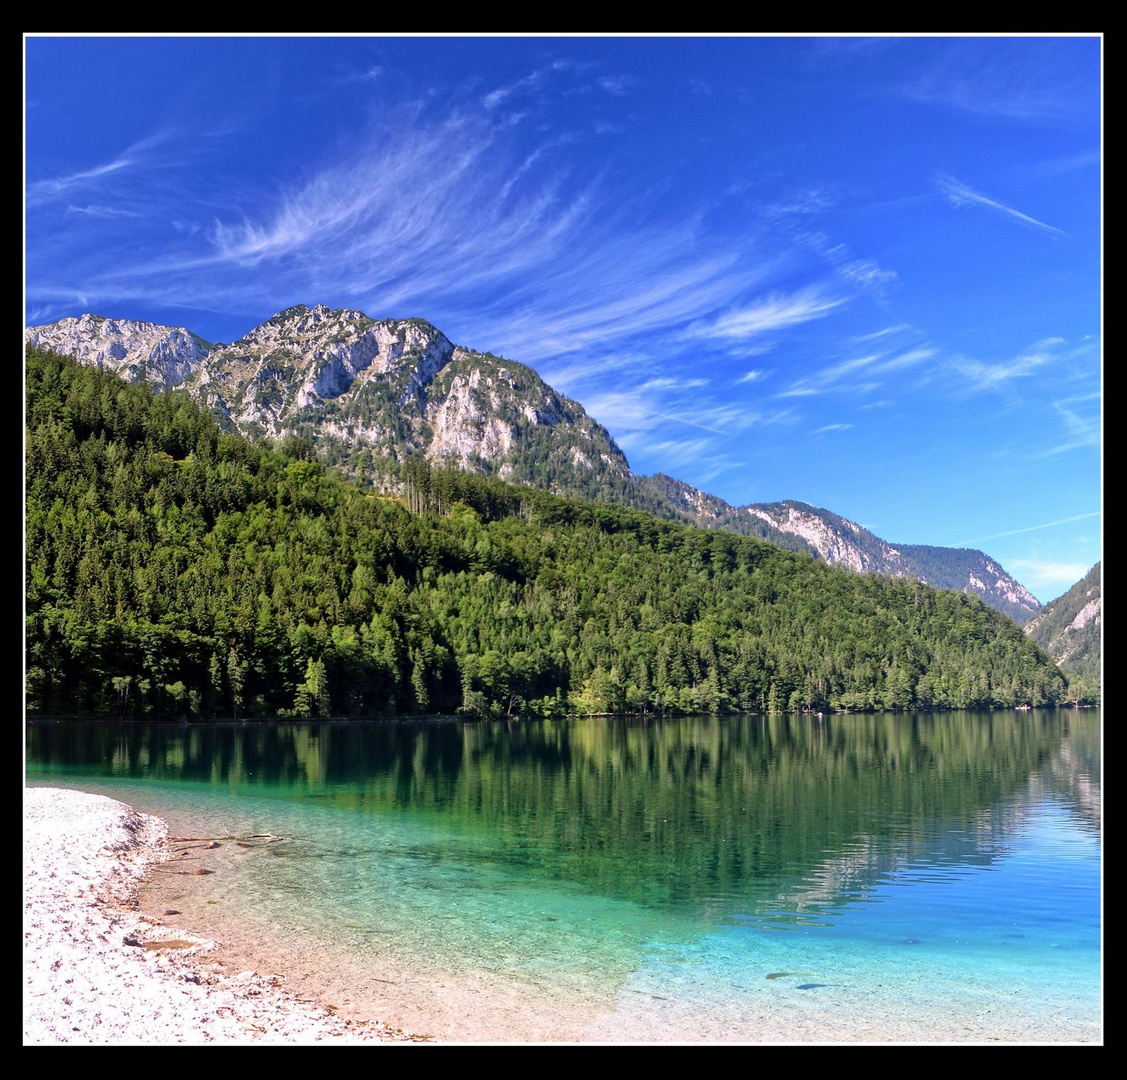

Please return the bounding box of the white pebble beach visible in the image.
[23,787,421,1045]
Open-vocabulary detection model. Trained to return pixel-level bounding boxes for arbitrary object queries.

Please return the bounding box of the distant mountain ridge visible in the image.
[24,313,212,386]
[641,473,1041,623]
[25,305,1041,622]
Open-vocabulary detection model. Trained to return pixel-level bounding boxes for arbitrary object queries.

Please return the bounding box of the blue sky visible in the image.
[25,35,1101,603]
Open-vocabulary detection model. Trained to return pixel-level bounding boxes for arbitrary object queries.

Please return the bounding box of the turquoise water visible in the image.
[26,711,1101,1042]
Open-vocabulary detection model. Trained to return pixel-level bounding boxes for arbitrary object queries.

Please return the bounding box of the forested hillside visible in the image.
[26,308,1042,620]
[25,348,1068,720]
[1024,563,1101,703]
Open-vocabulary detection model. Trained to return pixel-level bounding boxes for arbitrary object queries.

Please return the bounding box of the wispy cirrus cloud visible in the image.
[1029,398,1101,458]
[686,287,845,341]
[583,376,796,442]
[27,129,177,207]
[816,353,881,382]
[29,84,801,391]
[839,259,899,295]
[956,511,1101,547]
[338,64,383,84]
[1036,150,1100,175]
[598,74,640,95]
[850,324,912,344]
[63,97,780,373]
[779,342,937,400]
[1004,559,1095,597]
[950,340,1060,391]
[873,346,936,372]
[734,369,769,385]
[615,434,747,486]
[901,40,1098,123]
[759,187,900,299]
[28,156,135,204]
[481,60,578,110]
[936,174,1067,237]
[66,204,142,218]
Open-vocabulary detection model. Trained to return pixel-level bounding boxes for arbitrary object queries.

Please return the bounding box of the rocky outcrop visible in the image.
[185,306,458,437]
[25,314,211,386]
[1024,563,1101,678]
[174,305,633,496]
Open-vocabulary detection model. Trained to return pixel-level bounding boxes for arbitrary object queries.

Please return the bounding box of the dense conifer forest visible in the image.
[25,348,1070,720]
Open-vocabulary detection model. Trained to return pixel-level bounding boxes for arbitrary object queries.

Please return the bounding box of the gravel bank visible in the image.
[24,787,424,1045]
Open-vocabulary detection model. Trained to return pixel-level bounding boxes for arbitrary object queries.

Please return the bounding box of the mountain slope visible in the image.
[28,305,640,504]
[636,478,1040,623]
[25,347,1068,719]
[1024,563,1101,682]
[25,306,1038,621]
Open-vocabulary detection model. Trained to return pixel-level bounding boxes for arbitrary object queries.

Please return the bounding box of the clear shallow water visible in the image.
[26,711,1101,1042]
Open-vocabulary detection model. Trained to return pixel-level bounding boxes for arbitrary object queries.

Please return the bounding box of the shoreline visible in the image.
[25,784,1101,1046]
[23,787,425,1045]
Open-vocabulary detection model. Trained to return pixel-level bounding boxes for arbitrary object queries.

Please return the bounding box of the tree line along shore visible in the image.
[26,347,1077,723]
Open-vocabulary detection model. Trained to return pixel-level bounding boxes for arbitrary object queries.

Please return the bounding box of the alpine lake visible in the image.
[26,709,1101,1043]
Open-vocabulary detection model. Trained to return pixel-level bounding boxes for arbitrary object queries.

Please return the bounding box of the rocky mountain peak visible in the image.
[25,314,212,386]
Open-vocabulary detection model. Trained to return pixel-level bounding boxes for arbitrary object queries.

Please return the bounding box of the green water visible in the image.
[26,711,1102,1042]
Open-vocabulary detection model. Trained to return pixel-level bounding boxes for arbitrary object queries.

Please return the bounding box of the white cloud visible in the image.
[818,354,880,381]
[1037,150,1100,175]
[687,287,845,341]
[951,342,1057,390]
[27,129,176,207]
[28,157,134,203]
[874,346,936,372]
[758,189,900,299]
[66,204,141,218]
[935,174,1067,237]
[643,377,710,390]
[902,41,1098,124]
[338,65,383,84]
[850,324,912,344]
[1006,558,1094,595]
[839,259,899,295]
[597,75,639,95]
[956,511,1100,546]
[1029,400,1101,458]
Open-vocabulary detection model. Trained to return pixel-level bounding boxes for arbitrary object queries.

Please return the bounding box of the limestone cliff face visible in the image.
[1024,563,1101,678]
[967,559,1042,615]
[25,314,211,385]
[746,506,883,573]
